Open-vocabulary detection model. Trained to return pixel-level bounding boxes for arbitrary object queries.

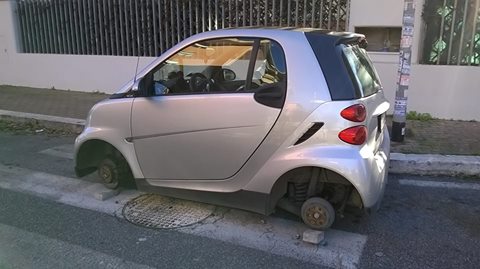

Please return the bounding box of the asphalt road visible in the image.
[0,132,479,269]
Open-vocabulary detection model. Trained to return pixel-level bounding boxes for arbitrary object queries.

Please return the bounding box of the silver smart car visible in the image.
[75,28,390,230]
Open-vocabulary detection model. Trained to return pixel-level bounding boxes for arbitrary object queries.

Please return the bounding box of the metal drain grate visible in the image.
[122,194,215,229]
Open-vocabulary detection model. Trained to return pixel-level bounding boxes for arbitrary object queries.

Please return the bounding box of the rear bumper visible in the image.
[363,130,390,211]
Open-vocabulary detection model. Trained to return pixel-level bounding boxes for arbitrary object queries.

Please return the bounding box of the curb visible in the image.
[390,153,480,178]
[0,109,85,133]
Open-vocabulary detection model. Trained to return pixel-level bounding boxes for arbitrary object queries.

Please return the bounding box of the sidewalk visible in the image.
[1,85,479,178]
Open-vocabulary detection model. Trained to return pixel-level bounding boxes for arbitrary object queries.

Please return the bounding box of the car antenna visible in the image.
[133,34,141,83]
[133,55,140,83]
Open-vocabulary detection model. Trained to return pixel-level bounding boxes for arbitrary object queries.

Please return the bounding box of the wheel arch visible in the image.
[267,166,365,214]
[75,139,127,177]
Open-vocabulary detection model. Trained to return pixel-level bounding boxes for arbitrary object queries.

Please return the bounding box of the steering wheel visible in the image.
[189,73,210,92]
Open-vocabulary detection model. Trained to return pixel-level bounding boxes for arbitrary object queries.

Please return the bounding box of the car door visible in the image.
[131,38,287,180]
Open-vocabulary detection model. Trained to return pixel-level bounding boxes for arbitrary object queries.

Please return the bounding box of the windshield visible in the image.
[342,44,382,97]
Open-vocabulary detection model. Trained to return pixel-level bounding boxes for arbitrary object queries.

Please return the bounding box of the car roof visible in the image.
[209,27,365,43]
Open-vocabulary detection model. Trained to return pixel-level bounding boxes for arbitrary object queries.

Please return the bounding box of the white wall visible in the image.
[0,1,154,93]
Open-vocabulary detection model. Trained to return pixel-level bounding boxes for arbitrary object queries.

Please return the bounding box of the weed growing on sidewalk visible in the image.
[0,118,79,136]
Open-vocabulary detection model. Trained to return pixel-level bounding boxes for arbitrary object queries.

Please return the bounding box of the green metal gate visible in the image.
[15,0,350,56]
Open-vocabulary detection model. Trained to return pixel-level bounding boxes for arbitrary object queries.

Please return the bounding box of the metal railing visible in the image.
[422,0,480,66]
[15,0,350,57]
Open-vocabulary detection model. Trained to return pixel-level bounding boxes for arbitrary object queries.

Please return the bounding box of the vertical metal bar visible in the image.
[41,1,49,53]
[457,0,469,65]
[287,0,291,26]
[75,0,83,54]
[195,0,199,33]
[119,0,125,56]
[16,2,24,52]
[145,0,151,56]
[44,1,51,52]
[327,0,332,29]
[236,0,239,27]
[189,0,193,36]
[215,0,218,29]
[345,0,351,31]
[17,2,27,52]
[152,0,157,56]
[57,0,66,54]
[252,0,255,26]
[103,0,109,55]
[35,1,43,53]
[311,0,316,27]
[272,0,276,26]
[114,0,121,56]
[45,1,52,52]
[68,0,77,54]
[63,1,71,54]
[201,0,205,32]
[141,0,147,56]
[222,0,225,28]
[25,1,35,53]
[158,0,165,53]
[468,0,479,65]
[257,0,260,26]
[133,0,138,56]
[107,0,114,55]
[243,0,246,26]
[177,0,181,42]
[264,0,267,26]
[123,0,129,56]
[447,0,458,64]
[295,0,299,26]
[208,0,212,30]
[182,1,187,39]
[335,0,341,31]
[319,0,324,28]
[135,0,141,55]
[49,1,58,53]
[38,1,46,53]
[436,0,447,64]
[165,0,170,48]
[27,1,36,53]
[94,0,101,55]
[303,0,308,27]
[170,0,175,45]
[82,0,89,54]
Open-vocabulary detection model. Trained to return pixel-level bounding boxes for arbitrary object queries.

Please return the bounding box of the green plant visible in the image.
[407,111,434,121]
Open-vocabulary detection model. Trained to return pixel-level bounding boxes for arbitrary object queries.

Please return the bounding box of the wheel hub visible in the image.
[99,166,113,183]
[305,206,327,226]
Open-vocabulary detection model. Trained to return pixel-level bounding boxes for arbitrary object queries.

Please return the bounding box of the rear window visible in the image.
[342,45,382,97]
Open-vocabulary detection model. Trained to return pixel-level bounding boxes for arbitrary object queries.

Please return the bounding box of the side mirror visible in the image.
[222,68,236,81]
[132,77,142,93]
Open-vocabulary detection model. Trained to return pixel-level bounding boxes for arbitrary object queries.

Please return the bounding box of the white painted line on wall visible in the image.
[39,144,74,160]
[0,109,85,125]
[399,179,480,191]
[0,163,367,269]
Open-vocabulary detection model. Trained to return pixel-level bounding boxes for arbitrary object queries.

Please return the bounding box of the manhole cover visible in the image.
[122,194,214,229]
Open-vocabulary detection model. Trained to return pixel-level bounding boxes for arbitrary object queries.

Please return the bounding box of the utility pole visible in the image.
[392,0,416,142]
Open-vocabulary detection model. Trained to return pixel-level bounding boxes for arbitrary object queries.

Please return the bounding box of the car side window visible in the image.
[250,40,287,90]
[144,38,255,95]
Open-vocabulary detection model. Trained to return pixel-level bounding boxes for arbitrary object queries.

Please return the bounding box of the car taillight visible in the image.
[339,126,367,145]
[340,104,366,122]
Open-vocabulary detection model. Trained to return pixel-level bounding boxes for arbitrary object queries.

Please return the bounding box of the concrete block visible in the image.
[302,229,325,245]
[93,188,120,201]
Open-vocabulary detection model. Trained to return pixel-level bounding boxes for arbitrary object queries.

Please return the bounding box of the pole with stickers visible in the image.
[392,0,416,142]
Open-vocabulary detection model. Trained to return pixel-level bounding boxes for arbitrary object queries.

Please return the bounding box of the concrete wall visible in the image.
[0,1,154,93]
